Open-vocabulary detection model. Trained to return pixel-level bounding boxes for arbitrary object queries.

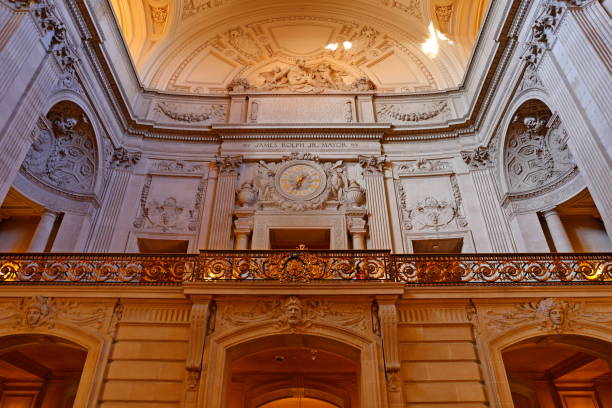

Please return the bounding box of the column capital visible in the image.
[215,155,243,175]
[461,146,492,170]
[358,155,387,175]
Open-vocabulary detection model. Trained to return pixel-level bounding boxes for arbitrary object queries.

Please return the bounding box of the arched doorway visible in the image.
[0,334,87,407]
[502,335,612,408]
[226,334,359,408]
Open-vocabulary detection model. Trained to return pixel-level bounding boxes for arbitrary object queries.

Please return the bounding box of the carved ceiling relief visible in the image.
[133,164,207,232]
[166,17,436,94]
[245,153,365,212]
[396,160,468,231]
[21,102,98,196]
[504,102,576,194]
[183,0,422,20]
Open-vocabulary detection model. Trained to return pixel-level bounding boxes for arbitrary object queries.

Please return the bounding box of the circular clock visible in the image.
[275,161,327,201]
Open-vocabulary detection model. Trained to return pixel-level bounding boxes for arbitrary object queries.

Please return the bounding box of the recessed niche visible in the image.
[137,238,189,253]
[269,229,330,250]
[412,237,463,253]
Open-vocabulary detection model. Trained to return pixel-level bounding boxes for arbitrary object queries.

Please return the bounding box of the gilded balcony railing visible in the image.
[0,251,610,284]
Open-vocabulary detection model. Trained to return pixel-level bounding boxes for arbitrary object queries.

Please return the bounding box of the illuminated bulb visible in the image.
[343,40,353,50]
[421,22,453,58]
[325,42,338,51]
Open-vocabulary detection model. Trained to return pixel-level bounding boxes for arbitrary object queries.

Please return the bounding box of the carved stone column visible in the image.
[461,147,516,252]
[233,209,254,250]
[359,155,392,249]
[208,156,242,249]
[531,0,612,238]
[28,209,59,252]
[183,297,214,407]
[87,148,141,251]
[346,209,367,250]
[376,296,402,408]
[542,208,573,252]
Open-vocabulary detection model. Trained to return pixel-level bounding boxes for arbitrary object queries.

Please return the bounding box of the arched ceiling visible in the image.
[110,0,490,94]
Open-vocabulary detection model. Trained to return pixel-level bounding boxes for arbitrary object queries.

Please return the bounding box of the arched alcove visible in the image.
[502,335,612,408]
[201,324,384,408]
[0,334,87,407]
[21,101,98,197]
[503,99,576,196]
[227,334,359,408]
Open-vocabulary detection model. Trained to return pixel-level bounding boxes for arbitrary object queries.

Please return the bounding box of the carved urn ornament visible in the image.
[236,182,258,208]
[344,181,365,208]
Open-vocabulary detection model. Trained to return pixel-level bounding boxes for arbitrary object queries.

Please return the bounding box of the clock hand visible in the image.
[295,173,306,189]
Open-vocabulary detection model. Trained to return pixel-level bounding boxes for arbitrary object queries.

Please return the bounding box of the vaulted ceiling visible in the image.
[110,0,490,94]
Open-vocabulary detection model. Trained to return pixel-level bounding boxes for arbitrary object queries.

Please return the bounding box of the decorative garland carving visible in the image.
[376,101,449,123]
[133,175,206,232]
[21,102,97,195]
[398,175,466,232]
[155,102,226,123]
[30,1,78,74]
[398,158,452,175]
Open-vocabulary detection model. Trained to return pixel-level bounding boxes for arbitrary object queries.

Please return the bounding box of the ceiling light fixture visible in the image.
[325,41,352,51]
[421,22,453,58]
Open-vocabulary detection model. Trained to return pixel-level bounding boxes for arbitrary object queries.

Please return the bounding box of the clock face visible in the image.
[277,162,326,200]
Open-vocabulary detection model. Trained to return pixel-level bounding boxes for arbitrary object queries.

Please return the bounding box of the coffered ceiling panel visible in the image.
[111,0,491,94]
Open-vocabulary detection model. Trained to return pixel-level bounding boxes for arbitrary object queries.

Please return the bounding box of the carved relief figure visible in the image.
[233,60,375,93]
[22,102,98,195]
[253,154,356,211]
[504,102,576,194]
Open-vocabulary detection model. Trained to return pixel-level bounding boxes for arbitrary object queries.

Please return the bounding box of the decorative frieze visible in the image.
[155,102,226,123]
[485,297,612,334]
[376,101,449,123]
[229,60,375,93]
[218,296,369,333]
[31,1,78,74]
[397,158,452,175]
[153,159,206,174]
[0,296,109,333]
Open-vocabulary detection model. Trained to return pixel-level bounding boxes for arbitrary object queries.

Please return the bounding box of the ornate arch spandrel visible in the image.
[472,298,612,407]
[196,298,387,408]
[0,296,122,407]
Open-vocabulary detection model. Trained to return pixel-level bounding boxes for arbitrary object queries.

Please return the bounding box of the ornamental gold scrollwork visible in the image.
[0,254,610,284]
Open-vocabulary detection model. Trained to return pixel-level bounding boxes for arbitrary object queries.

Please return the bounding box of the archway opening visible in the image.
[226,334,359,408]
[260,396,338,408]
[0,334,87,407]
[502,335,612,408]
